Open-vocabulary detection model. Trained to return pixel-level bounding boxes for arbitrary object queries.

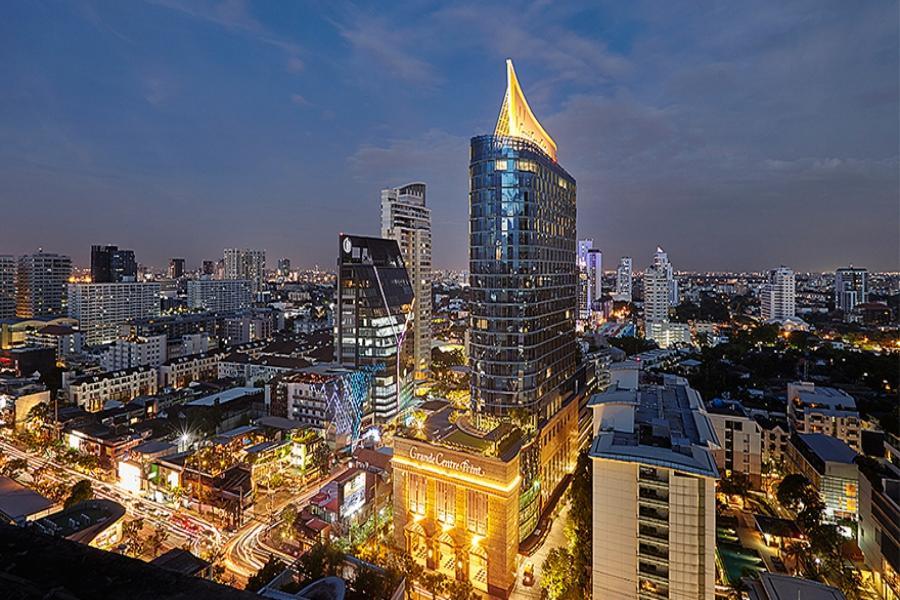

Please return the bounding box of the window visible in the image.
[436,481,455,525]
[408,474,426,516]
[467,490,487,535]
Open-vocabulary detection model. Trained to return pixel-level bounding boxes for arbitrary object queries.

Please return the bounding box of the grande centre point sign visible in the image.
[408,446,485,476]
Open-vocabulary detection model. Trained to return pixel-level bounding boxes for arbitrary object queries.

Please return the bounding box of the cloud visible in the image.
[290,94,311,108]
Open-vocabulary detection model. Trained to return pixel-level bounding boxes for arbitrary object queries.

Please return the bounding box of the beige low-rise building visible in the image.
[787,382,860,451]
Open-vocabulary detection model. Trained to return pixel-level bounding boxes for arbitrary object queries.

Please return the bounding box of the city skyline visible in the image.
[1,2,898,272]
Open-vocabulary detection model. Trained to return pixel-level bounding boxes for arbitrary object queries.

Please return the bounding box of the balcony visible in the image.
[639,562,669,584]
[638,506,669,527]
[639,543,669,562]
[638,525,669,544]
[638,487,669,508]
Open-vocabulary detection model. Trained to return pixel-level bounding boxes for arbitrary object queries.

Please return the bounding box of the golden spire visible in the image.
[494,59,558,161]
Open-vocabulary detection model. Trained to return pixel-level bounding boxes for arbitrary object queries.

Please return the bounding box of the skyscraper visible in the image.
[469,59,578,423]
[336,234,414,423]
[0,255,15,319]
[834,266,868,314]
[644,247,689,347]
[90,245,137,283]
[577,239,594,320]
[761,266,796,322]
[587,248,603,312]
[382,182,432,379]
[616,256,633,302]
[224,248,266,291]
[168,258,185,279]
[16,251,72,318]
[469,60,583,541]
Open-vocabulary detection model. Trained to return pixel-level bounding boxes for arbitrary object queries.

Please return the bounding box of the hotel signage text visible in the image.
[408,446,485,476]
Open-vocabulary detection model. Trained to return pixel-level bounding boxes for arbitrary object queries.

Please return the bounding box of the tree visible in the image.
[419,571,447,600]
[719,471,752,500]
[541,547,579,599]
[0,457,28,479]
[443,578,479,600]
[296,542,344,582]
[776,474,814,512]
[246,556,285,592]
[146,523,169,557]
[64,479,93,508]
[566,448,592,595]
[121,518,145,557]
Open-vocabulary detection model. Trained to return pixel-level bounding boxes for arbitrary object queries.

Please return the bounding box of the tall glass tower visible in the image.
[469,60,578,424]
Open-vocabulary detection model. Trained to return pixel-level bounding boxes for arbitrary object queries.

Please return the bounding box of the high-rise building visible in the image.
[0,255,15,319]
[834,266,868,314]
[224,248,266,290]
[67,282,161,345]
[761,266,796,322]
[577,239,593,320]
[590,375,719,600]
[381,182,432,378]
[276,257,292,277]
[643,248,689,348]
[90,245,136,283]
[201,260,216,276]
[16,251,72,318]
[587,248,603,310]
[469,59,577,421]
[616,256,633,302]
[168,258,185,279]
[186,279,253,312]
[469,60,583,542]
[336,234,414,423]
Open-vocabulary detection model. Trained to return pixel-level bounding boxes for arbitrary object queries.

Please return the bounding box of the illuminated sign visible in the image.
[408,446,485,476]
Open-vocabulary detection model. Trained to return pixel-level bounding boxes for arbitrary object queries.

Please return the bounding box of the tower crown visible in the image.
[494,59,557,161]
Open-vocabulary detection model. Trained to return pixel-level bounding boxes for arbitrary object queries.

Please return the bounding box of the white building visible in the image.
[186,279,252,312]
[705,398,764,487]
[589,375,718,600]
[834,267,868,314]
[25,324,84,360]
[644,248,688,348]
[381,182,432,378]
[67,282,160,346]
[223,248,266,291]
[761,266,795,322]
[16,251,71,318]
[616,257,633,302]
[158,350,223,389]
[101,334,167,371]
[66,366,158,412]
[787,382,860,451]
[0,255,15,319]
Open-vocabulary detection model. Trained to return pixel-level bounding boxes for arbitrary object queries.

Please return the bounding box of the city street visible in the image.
[510,502,571,599]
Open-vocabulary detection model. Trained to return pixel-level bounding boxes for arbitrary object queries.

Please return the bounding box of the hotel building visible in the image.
[589,375,719,600]
[186,279,253,313]
[381,182,433,380]
[67,282,161,346]
[392,401,522,598]
[761,266,796,322]
[787,382,860,451]
[16,251,72,318]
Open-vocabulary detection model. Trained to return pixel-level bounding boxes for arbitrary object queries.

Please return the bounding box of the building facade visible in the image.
[67,282,161,346]
[381,182,432,379]
[186,279,253,312]
[224,248,266,291]
[616,256,634,302]
[706,398,763,487]
[761,266,796,322]
[787,433,859,522]
[589,375,719,600]
[101,334,167,371]
[577,240,602,321]
[66,366,158,412]
[16,251,72,318]
[90,245,136,283]
[787,382,860,451]
[335,234,414,423]
[835,267,868,315]
[0,255,17,319]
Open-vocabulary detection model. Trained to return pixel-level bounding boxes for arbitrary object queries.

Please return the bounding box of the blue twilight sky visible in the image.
[1,1,898,272]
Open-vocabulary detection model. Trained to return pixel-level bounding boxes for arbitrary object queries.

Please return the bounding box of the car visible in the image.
[522,563,535,586]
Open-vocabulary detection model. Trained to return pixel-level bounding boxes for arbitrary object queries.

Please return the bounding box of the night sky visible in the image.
[1,1,897,272]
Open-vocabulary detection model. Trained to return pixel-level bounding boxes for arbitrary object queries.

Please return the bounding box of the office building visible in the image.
[276,257,292,277]
[67,282,161,346]
[857,452,899,600]
[787,433,859,521]
[90,245,136,283]
[168,258,185,279]
[834,266,868,314]
[392,401,522,598]
[643,247,689,347]
[224,248,266,290]
[616,256,633,302]
[381,182,433,379]
[186,279,253,312]
[0,255,14,319]
[761,266,796,322]
[16,251,72,318]
[336,234,414,423]
[589,375,719,600]
[201,260,216,276]
[577,240,602,321]
[787,382,860,451]
[25,324,84,360]
[101,334,167,371]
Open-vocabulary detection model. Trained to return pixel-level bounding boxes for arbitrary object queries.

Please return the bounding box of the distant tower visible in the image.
[616,257,633,302]
[761,266,796,321]
[834,266,868,314]
[381,182,432,379]
[0,255,15,319]
[643,247,673,340]
[91,245,136,283]
[168,258,185,279]
[224,249,266,291]
[577,239,594,320]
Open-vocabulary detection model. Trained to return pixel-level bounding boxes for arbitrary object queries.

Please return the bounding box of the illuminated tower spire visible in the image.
[494,58,558,161]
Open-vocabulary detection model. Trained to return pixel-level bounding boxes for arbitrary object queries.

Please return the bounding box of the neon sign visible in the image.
[408,446,485,476]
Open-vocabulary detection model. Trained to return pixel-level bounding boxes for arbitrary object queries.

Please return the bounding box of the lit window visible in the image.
[495,160,507,171]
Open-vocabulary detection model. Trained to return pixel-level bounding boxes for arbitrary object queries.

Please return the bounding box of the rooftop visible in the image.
[0,477,55,523]
[186,386,260,407]
[745,572,846,600]
[796,433,858,464]
[150,548,210,577]
[790,382,857,411]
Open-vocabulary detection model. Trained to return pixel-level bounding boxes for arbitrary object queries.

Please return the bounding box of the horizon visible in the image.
[1,2,898,272]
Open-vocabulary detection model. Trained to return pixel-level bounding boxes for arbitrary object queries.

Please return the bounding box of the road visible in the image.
[510,502,570,599]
